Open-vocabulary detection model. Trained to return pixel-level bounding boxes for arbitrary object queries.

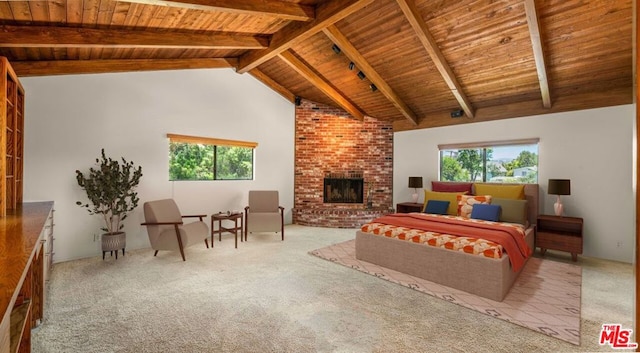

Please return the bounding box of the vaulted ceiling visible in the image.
[0,0,633,131]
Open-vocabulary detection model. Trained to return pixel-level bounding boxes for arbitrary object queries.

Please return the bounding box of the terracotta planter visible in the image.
[102,231,126,260]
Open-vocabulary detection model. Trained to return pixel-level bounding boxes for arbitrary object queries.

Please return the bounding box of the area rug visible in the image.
[309,239,582,345]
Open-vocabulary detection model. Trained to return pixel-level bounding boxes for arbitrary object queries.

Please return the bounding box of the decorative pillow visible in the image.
[424,200,450,215]
[422,190,466,216]
[473,183,525,200]
[491,198,528,225]
[457,195,492,218]
[470,204,501,222]
[431,181,473,194]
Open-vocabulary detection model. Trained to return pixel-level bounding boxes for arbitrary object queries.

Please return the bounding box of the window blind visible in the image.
[167,133,258,149]
[438,138,539,150]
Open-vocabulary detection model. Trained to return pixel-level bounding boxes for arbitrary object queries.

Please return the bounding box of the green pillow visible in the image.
[491,198,528,225]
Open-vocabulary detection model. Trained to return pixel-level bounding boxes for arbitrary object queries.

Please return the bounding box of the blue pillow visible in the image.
[470,204,502,222]
[424,200,450,215]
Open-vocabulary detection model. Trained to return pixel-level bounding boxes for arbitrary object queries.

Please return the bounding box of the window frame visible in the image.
[167,133,257,181]
[438,138,539,184]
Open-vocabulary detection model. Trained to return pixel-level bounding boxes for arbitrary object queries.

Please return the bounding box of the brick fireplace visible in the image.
[293,99,394,228]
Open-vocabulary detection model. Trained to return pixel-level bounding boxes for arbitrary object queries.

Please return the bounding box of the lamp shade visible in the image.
[408,177,423,188]
[548,179,571,195]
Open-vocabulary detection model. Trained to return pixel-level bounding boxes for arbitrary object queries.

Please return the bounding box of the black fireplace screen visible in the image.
[323,178,364,203]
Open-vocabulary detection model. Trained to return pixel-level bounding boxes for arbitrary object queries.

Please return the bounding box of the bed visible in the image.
[355,183,539,302]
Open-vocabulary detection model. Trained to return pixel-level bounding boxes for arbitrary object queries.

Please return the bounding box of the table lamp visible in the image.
[408,177,423,203]
[548,179,570,216]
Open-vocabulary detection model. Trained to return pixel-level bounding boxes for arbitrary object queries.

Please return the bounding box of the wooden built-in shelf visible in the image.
[0,56,40,353]
[1,57,24,217]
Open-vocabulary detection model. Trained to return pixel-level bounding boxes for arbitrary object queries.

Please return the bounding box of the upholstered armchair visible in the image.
[141,199,208,261]
[244,190,284,241]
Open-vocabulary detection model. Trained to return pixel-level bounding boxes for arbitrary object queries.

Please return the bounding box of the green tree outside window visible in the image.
[440,143,537,184]
[169,142,253,181]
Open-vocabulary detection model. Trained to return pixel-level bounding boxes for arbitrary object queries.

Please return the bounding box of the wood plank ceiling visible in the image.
[0,0,633,131]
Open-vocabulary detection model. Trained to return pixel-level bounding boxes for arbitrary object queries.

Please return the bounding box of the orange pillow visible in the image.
[457,195,492,218]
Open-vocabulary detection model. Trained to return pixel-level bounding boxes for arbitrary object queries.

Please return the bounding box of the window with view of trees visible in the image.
[439,139,539,184]
[167,134,256,181]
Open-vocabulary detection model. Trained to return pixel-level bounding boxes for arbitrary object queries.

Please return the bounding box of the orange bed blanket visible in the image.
[367,213,532,272]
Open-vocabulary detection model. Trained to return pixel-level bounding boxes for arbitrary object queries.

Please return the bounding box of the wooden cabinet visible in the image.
[396,202,423,213]
[536,214,583,261]
[0,202,54,353]
[0,57,25,217]
[43,210,55,283]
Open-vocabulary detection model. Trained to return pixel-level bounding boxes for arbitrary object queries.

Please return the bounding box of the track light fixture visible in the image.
[357,71,366,80]
[370,84,377,92]
[332,44,341,54]
[450,109,464,118]
[348,62,355,70]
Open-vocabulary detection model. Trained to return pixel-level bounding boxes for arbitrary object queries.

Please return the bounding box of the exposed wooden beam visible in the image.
[11,58,237,76]
[322,25,418,126]
[249,68,295,102]
[116,0,315,22]
[393,87,631,132]
[236,0,374,74]
[395,0,475,119]
[524,0,552,108]
[0,25,268,49]
[278,50,364,120]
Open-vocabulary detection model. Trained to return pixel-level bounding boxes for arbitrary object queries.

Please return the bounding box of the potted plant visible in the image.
[76,149,143,259]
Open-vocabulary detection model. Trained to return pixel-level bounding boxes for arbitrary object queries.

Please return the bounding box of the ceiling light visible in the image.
[332,44,341,54]
[349,62,355,70]
[370,84,378,92]
[357,71,366,80]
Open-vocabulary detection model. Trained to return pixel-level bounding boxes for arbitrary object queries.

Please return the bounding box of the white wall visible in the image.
[394,105,635,263]
[20,68,635,263]
[21,69,295,262]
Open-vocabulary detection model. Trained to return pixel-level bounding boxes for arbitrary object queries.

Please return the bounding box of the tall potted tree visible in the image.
[76,149,143,259]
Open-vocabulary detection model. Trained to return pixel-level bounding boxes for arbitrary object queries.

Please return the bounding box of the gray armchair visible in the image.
[244,190,284,241]
[141,199,208,261]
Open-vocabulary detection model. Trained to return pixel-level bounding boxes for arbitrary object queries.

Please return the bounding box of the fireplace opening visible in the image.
[324,175,364,204]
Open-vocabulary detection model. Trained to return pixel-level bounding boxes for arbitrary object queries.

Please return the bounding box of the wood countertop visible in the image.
[0,201,54,336]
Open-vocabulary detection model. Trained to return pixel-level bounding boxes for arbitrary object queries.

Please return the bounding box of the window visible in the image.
[439,139,539,183]
[167,134,257,181]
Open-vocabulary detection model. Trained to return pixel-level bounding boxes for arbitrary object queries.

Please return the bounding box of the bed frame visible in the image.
[355,183,539,302]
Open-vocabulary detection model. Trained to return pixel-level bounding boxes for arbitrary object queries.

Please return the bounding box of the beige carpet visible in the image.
[310,239,581,345]
[32,225,633,353]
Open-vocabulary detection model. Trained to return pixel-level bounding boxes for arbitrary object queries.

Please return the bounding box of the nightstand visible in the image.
[396,202,423,213]
[536,215,583,261]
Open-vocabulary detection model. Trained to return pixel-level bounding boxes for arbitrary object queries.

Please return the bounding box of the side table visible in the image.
[536,214,583,261]
[396,202,423,213]
[211,212,243,249]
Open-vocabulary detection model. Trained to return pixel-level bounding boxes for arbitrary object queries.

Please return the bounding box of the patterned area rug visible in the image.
[310,239,582,345]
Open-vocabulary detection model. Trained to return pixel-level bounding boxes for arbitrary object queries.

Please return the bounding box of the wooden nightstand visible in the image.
[536,215,583,261]
[396,202,423,213]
